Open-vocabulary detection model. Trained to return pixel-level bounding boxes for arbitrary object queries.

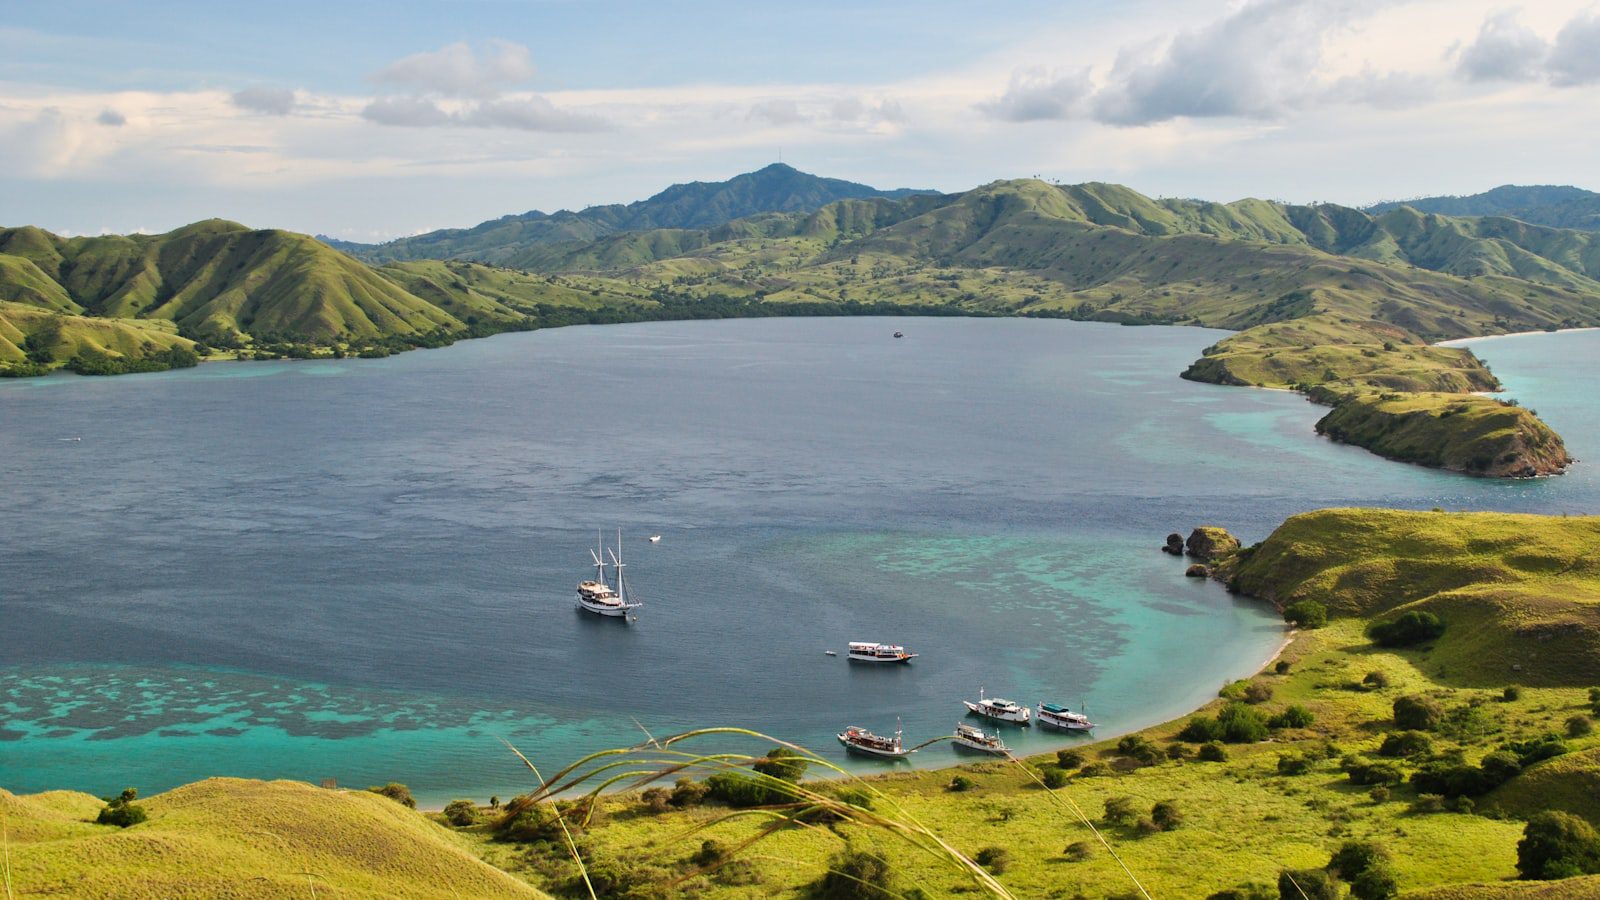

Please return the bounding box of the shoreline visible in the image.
[1437,325,1600,347]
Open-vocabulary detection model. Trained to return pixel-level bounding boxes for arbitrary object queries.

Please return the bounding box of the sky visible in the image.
[3,0,1599,241]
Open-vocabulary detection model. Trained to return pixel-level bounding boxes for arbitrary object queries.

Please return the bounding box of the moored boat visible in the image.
[952,722,1009,754]
[847,641,918,663]
[963,687,1031,724]
[837,724,915,759]
[1037,701,1095,732]
[575,529,643,619]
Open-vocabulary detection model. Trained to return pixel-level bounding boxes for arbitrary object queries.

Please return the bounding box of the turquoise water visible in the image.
[2,318,1597,805]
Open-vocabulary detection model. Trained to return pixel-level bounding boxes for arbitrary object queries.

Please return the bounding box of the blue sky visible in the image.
[3,1,1598,240]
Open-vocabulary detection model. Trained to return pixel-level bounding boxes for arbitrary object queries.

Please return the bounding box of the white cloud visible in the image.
[361,95,452,127]
[96,108,125,126]
[748,98,806,125]
[232,86,297,115]
[374,40,536,97]
[976,67,1090,122]
[1548,10,1600,86]
[361,94,606,131]
[1456,11,1548,82]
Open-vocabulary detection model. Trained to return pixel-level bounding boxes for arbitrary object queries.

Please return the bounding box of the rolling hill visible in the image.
[1367,185,1600,232]
[331,163,935,264]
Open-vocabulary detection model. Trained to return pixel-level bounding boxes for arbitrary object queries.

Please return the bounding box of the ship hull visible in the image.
[963,701,1031,724]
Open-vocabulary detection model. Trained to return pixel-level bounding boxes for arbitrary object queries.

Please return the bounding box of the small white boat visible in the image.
[838,724,915,759]
[1037,702,1095,732]
[847,642,918,664]
[952,722,1009,754]
[575,529,643,619]
[824,650,837,656]
[964,687,1031,725]
[893,331,904,339]
[648,535,661,543]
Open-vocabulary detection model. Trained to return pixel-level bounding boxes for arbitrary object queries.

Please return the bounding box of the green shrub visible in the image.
[641,787,672,813]
[1179,716,1224,743]
[1368,785,1391,804]
[1198,741,1229,762]
[1393,695,1445,731]
[1368,611,1444,647]
[1078,762,1114,777]
[1278,867,1339,900]
[1056,749,1085,769]
[496,803,562,843]
[1274,660,1292,675]
[96,788,147,828]
[1503,685,1523,702]
[1117,734,1162,764]
[1284,600,1327,629]
[1277,752,1312,776]
[1063,840,1093,861]
[1269,705,1314,729]
[707,772,791,808]
[1350,860,1400,900]
[1243,682,1275,704]
[974,846,1011,874]
[1517,811,1600,880]
[752,747,808,782]
[1218,702,1270,743]
[1104,796,1139,825]
[816,846,895,898]
[1363,671,1390,690]
[1329,840,1392,881]
[947,775,976,792]
[1505,734,1571,767]
[443,799,478,827]
[367,783,416,808]
[1411,794,1447,814]
[670,777,708,807]
[1377,730,1433,758]
[1167,743,1193,761]
[1568,715,1593,738]
[1343,757,1404,786]
[1151,800,1183,831]
[1039,767,1070,789]
[836,788,876,810]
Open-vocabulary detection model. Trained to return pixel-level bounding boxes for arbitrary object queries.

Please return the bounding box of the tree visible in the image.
[1104,796,1139,825]
[1393,695,1445,731]
[443,799,478,826]
[1278,868,1339,900]
[1218,702,1270,743]
[1039,766,1069,789]
[1368,611,1444,647]
[1351,861,1400,900]
[1198,741,1229,762]
[1269,705,1315,729]
[367,782,416,808]
[1377,730,1432,758]
[1283,600,1328,629]
[96,787,147,828]
[816,846,895,899]
[752,746,807,783]
[1517,811,1600,879]
[1151,800,1183,831]
[1329,841,1392,882]
[1056,749,1084,769]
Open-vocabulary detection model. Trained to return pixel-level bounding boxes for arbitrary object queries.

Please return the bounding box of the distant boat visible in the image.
[838,723,915,759]
[648,535,661,543]
[1037,701,1095,732]
[58,437,81,442]
[847,641,918,664]
[575,529,643,619]
[893,331,904,338]
[952,722,1009,754]
[824,650,838,656]
[964,687,1031,725]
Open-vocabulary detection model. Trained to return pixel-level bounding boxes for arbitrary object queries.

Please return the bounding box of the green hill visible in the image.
[1220,508,1600,684]
[0,778,545,897]
[1368,185,1600,232]
[336,163,934,264]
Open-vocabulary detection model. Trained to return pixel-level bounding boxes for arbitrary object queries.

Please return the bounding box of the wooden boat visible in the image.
[847,642,918,664]
[837,724,915,759]
[575,529,643,619]
[952,722,1009,754]
[1037,701,1095,732]
[963,687,1031,724]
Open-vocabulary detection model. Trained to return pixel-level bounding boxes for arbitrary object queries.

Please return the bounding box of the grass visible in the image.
[1313,392,1571,477]
[0,778,545,898]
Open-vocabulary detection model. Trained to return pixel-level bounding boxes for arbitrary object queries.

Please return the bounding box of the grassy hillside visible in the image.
[0,778,545,898]
[1313,392,1571,477]
[1368,185,1600,232]
[339,164,933,264]
[1221,508,1600,684]
[0,301,198,374]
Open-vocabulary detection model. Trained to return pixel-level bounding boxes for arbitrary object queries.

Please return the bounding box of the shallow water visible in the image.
[2,318,1596,803]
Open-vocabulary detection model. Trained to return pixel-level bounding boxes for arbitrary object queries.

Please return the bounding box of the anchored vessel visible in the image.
[1037,701,1095,732]
[963,687,1031,724]
[575,529,643,619]
[837,724,915,759]
[847,642,918,664]
[952,722,1010,754]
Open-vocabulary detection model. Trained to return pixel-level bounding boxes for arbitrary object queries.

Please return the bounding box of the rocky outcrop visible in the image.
[1161,533,1185,555]
[1186,527,1241,561]
[1184,564,1208,578]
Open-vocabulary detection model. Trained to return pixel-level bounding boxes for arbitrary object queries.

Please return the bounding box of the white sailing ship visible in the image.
[575,529,643,619]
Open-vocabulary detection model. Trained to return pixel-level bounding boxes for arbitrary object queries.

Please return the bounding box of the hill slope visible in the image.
[0,778,545,898]
[1367,184,1600,232]
[335,163,934,264]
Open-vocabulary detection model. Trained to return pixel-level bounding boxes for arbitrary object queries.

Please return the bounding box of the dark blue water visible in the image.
[2,318,1596,803]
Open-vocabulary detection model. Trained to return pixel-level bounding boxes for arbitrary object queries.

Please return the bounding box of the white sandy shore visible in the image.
[1436,325,1600,347]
